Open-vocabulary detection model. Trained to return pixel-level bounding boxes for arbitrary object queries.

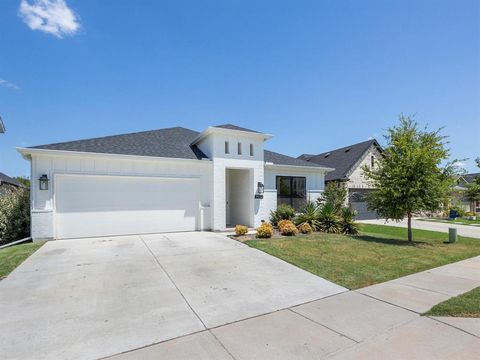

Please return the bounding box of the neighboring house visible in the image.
[0,172,24,195]
[18,124,333,241]
[453,172,480,213]
[298,139,383,219]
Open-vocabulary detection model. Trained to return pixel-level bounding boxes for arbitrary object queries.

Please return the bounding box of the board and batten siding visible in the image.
[30,152,212,239]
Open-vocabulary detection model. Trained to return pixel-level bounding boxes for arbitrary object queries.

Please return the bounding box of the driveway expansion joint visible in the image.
[139,234,208,330]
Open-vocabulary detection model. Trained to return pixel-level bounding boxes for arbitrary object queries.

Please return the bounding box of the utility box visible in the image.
[449,228,457,243]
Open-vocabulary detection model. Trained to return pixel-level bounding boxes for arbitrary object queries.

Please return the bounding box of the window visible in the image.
[237,142,242,155]
[225,141,229,154]
[249,144,254,156]
[371,155,375,168]
[276,176,306,210]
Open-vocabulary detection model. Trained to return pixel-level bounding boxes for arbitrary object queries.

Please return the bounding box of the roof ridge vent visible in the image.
[345,147,352,152]
[324,153,331,158]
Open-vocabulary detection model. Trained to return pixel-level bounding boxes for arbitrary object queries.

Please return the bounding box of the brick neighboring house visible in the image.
[453,172,480,213]
[0,172,25,195]
[298,139,383,219]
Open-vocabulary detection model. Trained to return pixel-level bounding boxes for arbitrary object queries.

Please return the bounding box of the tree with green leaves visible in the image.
[318,181,347,214]
[464,183,480,213]
[363,115,459,242]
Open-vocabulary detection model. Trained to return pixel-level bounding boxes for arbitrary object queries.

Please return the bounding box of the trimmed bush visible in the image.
[280,221,298,236]
[235,225,248,236]
[297,222,313,234]
[270,204,295,226]
[0,189,30,245]
[340,207,359,235]
[277,219,291,232]
[256,222,274,238]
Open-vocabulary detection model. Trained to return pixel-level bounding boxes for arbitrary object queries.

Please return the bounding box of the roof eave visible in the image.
[265,163,335,172]
[16,147,213,164]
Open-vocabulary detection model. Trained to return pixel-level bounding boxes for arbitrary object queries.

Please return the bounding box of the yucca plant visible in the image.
[317,203,340,233]
[340,207,359,235]
[295,202,321,231]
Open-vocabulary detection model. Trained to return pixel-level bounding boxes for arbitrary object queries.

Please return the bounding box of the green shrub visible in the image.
[279,220,297,236]
[340,207,359,235]
[256,222,274,238]
[270,204,295,226]
[297,222,313,234]
[319,181,347,214]
[317,203,340,233]
[0,189,30,245]
[235,225,248,236]
[295,202,321,231]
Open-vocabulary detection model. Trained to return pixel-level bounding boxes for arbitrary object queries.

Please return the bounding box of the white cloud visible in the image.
[18,0,80,38]
[0,78,20,90]
[456,161,467,168]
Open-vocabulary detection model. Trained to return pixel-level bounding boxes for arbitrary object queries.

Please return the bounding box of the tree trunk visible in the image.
[407,213,413,242]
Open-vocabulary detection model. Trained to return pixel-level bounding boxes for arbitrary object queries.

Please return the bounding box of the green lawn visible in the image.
[0,241,45,279]
[424,287,480,317]
[419,218,480,226]
[245,224,480,289]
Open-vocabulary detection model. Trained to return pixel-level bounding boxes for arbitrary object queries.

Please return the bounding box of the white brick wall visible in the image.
[31,211,53,240]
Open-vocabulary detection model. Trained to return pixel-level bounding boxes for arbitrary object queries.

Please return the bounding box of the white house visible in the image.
[18,124,333,241]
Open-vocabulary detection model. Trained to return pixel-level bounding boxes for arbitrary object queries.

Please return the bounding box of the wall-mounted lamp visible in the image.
[39,174,49,190]
[257,182,264,194]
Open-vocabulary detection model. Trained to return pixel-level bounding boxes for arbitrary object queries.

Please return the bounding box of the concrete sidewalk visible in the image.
[359,218,480,239]
[109,256,480,360]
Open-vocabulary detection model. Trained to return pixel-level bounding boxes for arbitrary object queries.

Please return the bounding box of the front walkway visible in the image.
[359,218,480,239]
[109,256,480,359]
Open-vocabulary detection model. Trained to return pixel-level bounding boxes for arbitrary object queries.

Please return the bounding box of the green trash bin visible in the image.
[449,228,457,243]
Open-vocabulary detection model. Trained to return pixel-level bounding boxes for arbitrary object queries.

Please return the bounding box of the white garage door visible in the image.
[55,174,200,239]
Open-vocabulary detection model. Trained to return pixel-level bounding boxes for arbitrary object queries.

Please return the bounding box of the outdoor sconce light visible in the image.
[39,174,49,190]
[257,182,264,194]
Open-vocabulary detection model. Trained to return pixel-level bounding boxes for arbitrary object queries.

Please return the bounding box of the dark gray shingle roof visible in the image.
[265,150,324,168]
[463,173,480,184]
[30,127,208,160]
[213,124,261,133]
[298,139,381,181]
[29,125,323,168]
[0,172,22,187]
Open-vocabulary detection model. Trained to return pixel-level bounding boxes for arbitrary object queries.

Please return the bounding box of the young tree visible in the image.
[464,183,480,213]
[363,115,458,242]
[318,181,347,214]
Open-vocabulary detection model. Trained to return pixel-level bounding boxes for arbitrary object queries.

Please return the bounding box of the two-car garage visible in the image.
[54,174,201,239]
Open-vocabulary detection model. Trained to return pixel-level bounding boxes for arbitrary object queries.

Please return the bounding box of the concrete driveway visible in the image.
[0,232,346,360]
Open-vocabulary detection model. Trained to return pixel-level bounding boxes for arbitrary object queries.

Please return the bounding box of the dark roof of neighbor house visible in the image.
[29,126,322,168]
[212,124,261,133]
[298,139,382,181]
[264,150,325,168]
[0,172,23,187]
[462,173,480,184]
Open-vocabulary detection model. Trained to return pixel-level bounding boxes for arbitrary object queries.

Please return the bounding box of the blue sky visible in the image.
[1,0,479,177]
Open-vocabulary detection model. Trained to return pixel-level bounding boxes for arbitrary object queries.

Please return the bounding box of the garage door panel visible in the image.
[55,175,199,239]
